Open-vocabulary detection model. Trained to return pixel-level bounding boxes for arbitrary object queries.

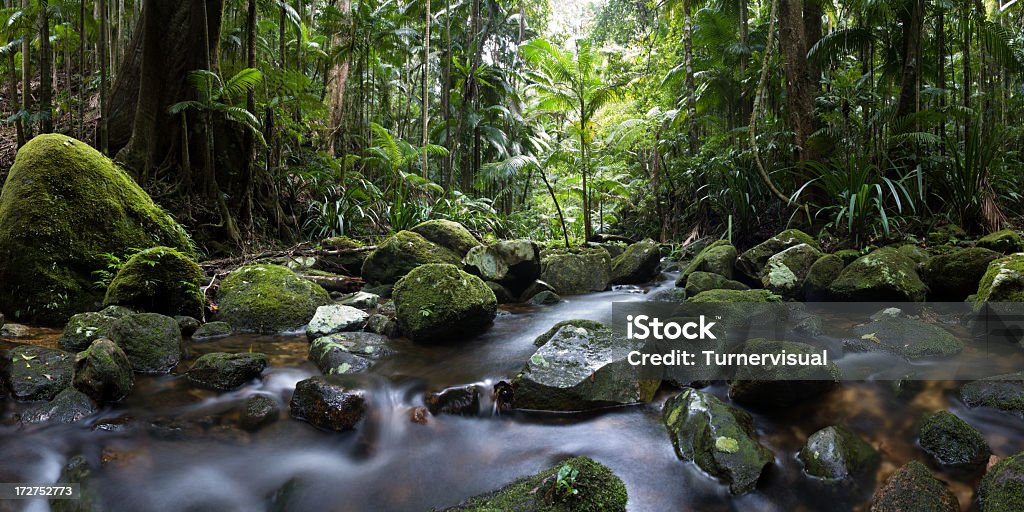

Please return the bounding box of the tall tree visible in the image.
[777,0,818,163]
[896,0,924,119]
[37,0,52,133]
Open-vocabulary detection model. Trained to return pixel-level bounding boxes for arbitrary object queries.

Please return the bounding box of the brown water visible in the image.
[1,279,1022,512]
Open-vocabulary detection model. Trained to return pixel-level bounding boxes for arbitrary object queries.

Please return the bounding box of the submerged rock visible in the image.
[540,247,612,295]
[393,264,496,342]
[73,338,134,403]
[425,385,482,416]
[187,352,268,390]
[736,229,819,282]
[409,219,481,258]
[918,410,990,467]
[2,345,73,401]
[761,243,822,299]
[828,246,927,302]
[662,388,774,495]
[851,317,963,360]
[59,311,117,352]
[803,254,846,301]
[217,264,331,334]
[977,229,1024,253]
[360,230,462,284]
[609,238,661,284]
[305,304,369,340]
[464,239,541,295]
[683,271,749,297]
[191,321,232,341]
[289,376,367,431]
[50,455,104,512]
[869,461,958,512]
[798,425,879,480]
[979,451,1024,512]
[526,290,561,305]
[103,246,204,318]
[728,339,840,409]
[240,394,280,431]
[922,247,1001,301]
[108,313,182,373]
[20,387,96,425]
[975,253,1024,302]
[960,371,1024,418]
[676,240,737,284]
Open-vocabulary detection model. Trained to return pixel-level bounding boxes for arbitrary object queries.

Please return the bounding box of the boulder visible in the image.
[464,240,541,295]
[307,333,388,375]
[59,311,117,352]
[851,317,963,360]
[688,289,782,303]
[0,134,195,324]
[761,243,822,299]
[828,247,927,302]
[526,290,561,305]
[676,240,737,284]
[2,345,73,401]
[20,387,96,425]
[683,271,749,297]
[975,254,1024,302]
[393,264,497,342]
[736,229,819,282]
[977,229,1024,253]
[512,322,659,411]
[927,224,967,246]
[72,338,133,402]
[191,321,232,341]
[0,322,29,337]
[187,352,268,390]
[485,281,516,304]
[922,247,1001,301]
[728,339,840,409]
[869,461,958,512]
[426,385,482,416]
[609,239,661,284]
[107,313,182,373]
[305,305,369,340]
[539,247,612,295]
[365,313,399,338]
[960,371,1024,418]
[979,452,1024,512]
[51,455,104,512]
[239,394,280,431]
[337,291,380,309]
[409,219,481,257]
[289,376,367,431]
[662,388,774,495]
[217,264,331,334]
[798,425,878,480]
[518,280,556,302]
[918,411,990,467]
[532,319,609,347]
[803,254,845,301]
[174,316,200,337]
[103,246,204,318]
[360,230,461,284]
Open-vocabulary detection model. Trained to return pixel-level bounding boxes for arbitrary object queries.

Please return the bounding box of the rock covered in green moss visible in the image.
[305,304,369,340]
[192,321,232,340]
[869,461,958,512]
[73,338,133,402]
[59,311,117,352]
[798,425,879,480]
[803,254,845,301]
[239,394,280,431]
[762,243,822,299]
[0,134,194,325]
[922,247,1001,301]
[688,289,782,303]
[2,345,73,401]
[609,238,661,284]
[187,352,268,390]
[512,321,659,411]
[979,452,1024,512]
[683,271,749,297]
[539,247,612,295]
[107,313,182,373]
[975,254,1024,302]
[102,246,204,318]
[662,388,774,495]
[393,264,496,342]
[361,230,462,284]
[927,224,967,246]
[977,229,1024,253]
[828,246,927,302]
[736,229,819,282]
[337,291,380,309]
[918,411,990,467]
[20,387,96,425]
[527,290,561,305]
[50,455,104,512]
[443,456,627,512]
[217,264,331,334]
[289,375,367,431]
[409,219,482,257]
[676,240,737,284]
[464,240,541,295]
[307,333,390,375]
[851,316,963,360]
[532,319,609,347]
[960,372,1024,418]
[728,339,840,409]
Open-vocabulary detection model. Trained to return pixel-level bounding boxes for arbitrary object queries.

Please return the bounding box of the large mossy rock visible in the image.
[289,375,367,431]
[977,229,1024,253]
[539,247,611,295]
[512,321,659,411]
[676,240,737,284]
[72,338,133,403]
[2,345,73,401]
[662,388,774,495]
[103,246,204,318]
[609,238,661,284]
[305,304,369,340]
[728,339,840,409]
[960,371,1024,418]
[684,271,749,297]
[217,264,331,334]
[761,243,822,299]
[850,316,963,360]
[918,411,990,467]
[464,239,541,295]
[0,134,194,325]
[869,461,958,512]
[360,230,462,284]
[409,219,481,257]
[975,254,1024,302]
[107,313,182,373]
[443,456,627,512]
[798,425,878,480]
[922,247,1001,301]
[828,247,927,302]
[688,289,782,303]
[803,254,845,301]
[187,352,268,390]
[393,264,497,342]
[59,311,118,352]
[979,452,1024,512]
[736,229,818,282]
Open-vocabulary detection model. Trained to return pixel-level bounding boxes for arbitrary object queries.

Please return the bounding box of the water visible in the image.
[2,277,1022,511]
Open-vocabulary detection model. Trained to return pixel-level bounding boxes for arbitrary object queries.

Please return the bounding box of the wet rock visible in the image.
[365,314,399,338]
[798,425,879,480]
[442,456,627,512]
[360,230,462,284]
[829,247,927,302]
[803,254,845,301]
[425,385,481,416]
[683,271,749,297]
[736,229,819,282]
[186,352,268,390]
[662,388,774,495]
[239,394,280,431]
[869,461,958,512]
[512,321,659,411]
[50,454,104,512]
[762,243,822,299]
[923,247,1001,301]
[73,338,134,402]
[337,291,380,309]
[609,238,661,284]
[409,219,482,258]
[960,371,1024,418]
[532,319,609,347]
[393,264,497,342]
[20,387,96,424]
[99,305,135,318]
[927,224,967,246]
[108,313,182,373]
[676,240,737,284]
[687,289,782,303]
[518,280,556,302]
[650,288,687,303]
[59,312,117,352]
[977,229,1024,253]
[975,253,1024,302]
[174,315,200,337]
[289,376,367,431]
[919,410,990,467]
[728,339,840,409]
[851,317,963,359]
[485,281,516,304]
[307,334,384,375]
[0,312,3,328]
[103,246,204,318]
[217,264,331,334]
[979,451,1024,512]
[464,239,542,295]
[305,304,369,340]
[2,345,73,401]
[526,290,561,306]
[0,322,29,337]
[192,321,232,341]
[539,247,612,295]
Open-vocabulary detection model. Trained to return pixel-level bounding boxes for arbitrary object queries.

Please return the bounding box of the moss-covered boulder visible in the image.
[803,254,845,301]
[239,394,280,431]
[59,311,117,352]
[464,239,541,295]
[0,134,194,325]
[103,247,204,318]
[73,338,133,403]
[305,304,369,339]
[393,264,497,342]
[922,247,1001,301]
[676,240,737,284]
[798,425,879,480]
[512,321,659,411]
[609,238,661,284]
[728,339,840,409]
[289,375,367,431]
[187,352,268,390]
[736,229,819,282]
[192,321,232,341]
[2,345,73,401]
[684,271,749,297]
[107,313,182,373]
[688,289,782,303]
[307,333,390,375]
[850,316,963,360]
[409,219,481,257]
[20,387,96,425]
[979,452,1024,512]
[828,247,927,302]
[360,230,462,284]
[977,229,1024,253]
[50,455,104,512]
[217,264,331,334]
[960,371,1024,418]
[869,461,958,512]
[532,319,609,347]
[662,388,774,495]
[762,243,822,299]
[927,224,967,246]
[975,254,1024,302]
[539,247,612,295]
[918,411,990,467]
[443,456,627,512]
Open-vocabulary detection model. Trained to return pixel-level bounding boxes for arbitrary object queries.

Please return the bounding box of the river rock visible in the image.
[192,321,232,341]
[539,247,611,295]
[289,376,367,431]
[728,339,840,409]
[307,333,388,375]
[851,316,962,359]
[662,388,774,495]
[919,410,990,467]
[485,281,516,303]
[803,254,845,301]
[393,264,496,342]
[107,313,183,373]
[337,291,379,309]
[798,425,879,480]
[174,316,200,337]
[922,247,1002,301]
[239,394,280,431]
[677,240,737,284]
[736,229,819,283]
[103,246,204,318]
[20,387,96,425]
[829,246,927,302]
[305,304,369,340]
[869,461,958,512]
[977,229,1024,253]
[928,224,967,246]
[187,352,268,390]
[217,264,331,334]
[464,239,541,295]
[609,238,661,284]
[979,451,1024,512]
[73,338,134,402]
[59,311,117,352]
[526,290,561,305]
[0,134,196,325]
[684,271,749,297]
[425,385,482,416]
[365,313,399,338]
[51,455,104,512]
[960,371,1024,418]
[2,345,73,401]
[410,219,481,257]
[762,243,822,299]
[688,289,782,303]
[975,253,1024,302]
[0,322,29,337]
[518,280,556,303]
[512,321,659,411]
[361,230,462,284]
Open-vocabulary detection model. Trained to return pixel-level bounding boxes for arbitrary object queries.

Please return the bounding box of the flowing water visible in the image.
[1,276,1022,511]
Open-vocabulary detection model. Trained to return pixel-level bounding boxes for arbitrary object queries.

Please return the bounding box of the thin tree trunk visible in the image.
[896,0,923,120]
[37,0,52,133]
[777,0,818,163]
[421,0,430,178]
[21,0,32,142]
[683,0,697,155]
[100,0,109,153]
[8,52,24,146]
[739,0,750,124]
[326,0,351,156]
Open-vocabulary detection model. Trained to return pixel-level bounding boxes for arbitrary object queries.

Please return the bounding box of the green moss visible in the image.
[187,352,269,390]
[393,264,497,342]
[975,254,1024,302]
[533,319,610,347]
[320,236,365,250]
[684,271,749,297]
[217,264,331,333]
[798,425,879,480]
[960,372,1024,417]
[103,247,204,318]
[107,313,182,373]
[803,254,845,301]
[735,229,819,280]
[0,135,195,325]
[919,411,990,467]
[922,247,1001,301]
[539,247,612,295]
[676,240,736,283]
[980,452,1024,512]
[828,246,927,302]
[927,224,967,246]
[833,249,863,266]
[687,289,782,303]
[977,229,1024,253]
[361,230,462,284]
[870,461,959,512]
[410,219,482,257]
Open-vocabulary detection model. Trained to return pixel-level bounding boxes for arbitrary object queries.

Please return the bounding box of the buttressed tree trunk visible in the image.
[777,0,819,163]
[326,0,352,156]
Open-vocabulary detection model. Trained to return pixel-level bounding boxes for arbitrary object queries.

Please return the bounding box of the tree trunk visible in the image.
[20,0,32,142]
[896,0,923,120]
[37,0,52,133]
[326,0,351,156]
[739,0,750,125]
[421,0,430,178]
[683,0,697,155]
[777,0,818,163]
